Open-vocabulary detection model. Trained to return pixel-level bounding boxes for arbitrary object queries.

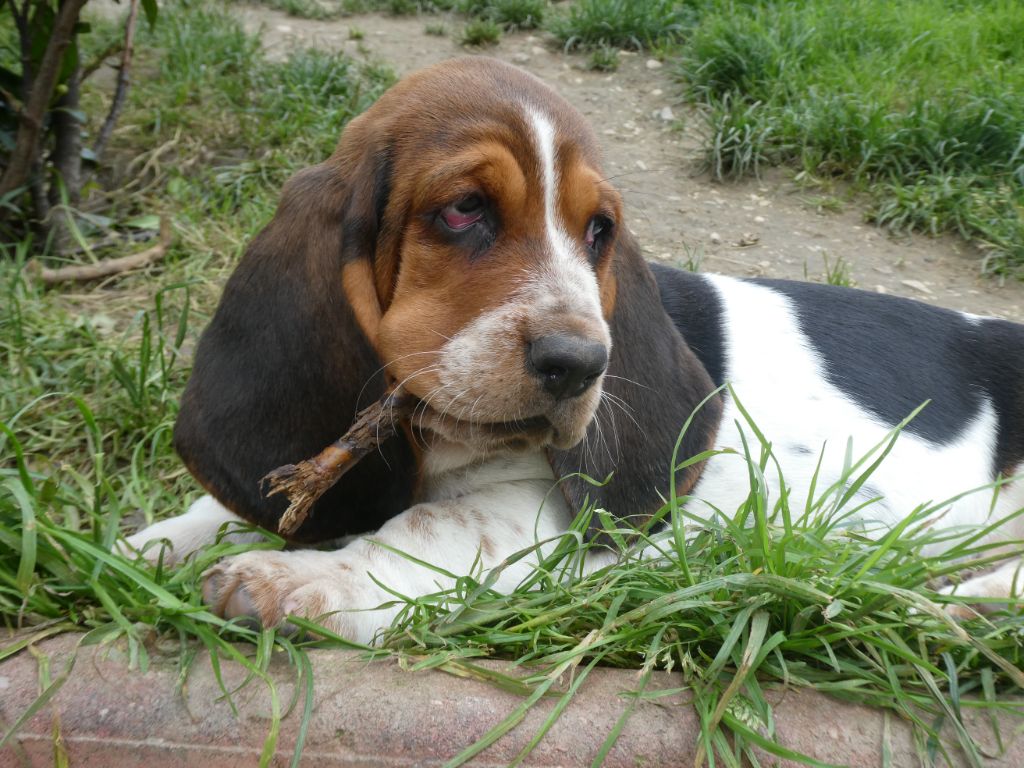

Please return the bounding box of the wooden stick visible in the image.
[92,0,139,163]
[263,388,416,537]
[27,217,171,285]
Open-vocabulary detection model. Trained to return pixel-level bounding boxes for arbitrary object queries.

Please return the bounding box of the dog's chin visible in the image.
[408,400,596,454]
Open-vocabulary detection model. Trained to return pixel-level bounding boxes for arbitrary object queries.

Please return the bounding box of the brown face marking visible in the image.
[342,260,383,345]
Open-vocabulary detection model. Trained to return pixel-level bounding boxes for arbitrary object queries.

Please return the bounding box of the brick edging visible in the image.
[1,633,1018,767]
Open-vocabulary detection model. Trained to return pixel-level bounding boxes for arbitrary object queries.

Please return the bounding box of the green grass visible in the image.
[547,0,1024,274]
[255,0,346,20]
[3,1,1024,765]
[460,0,545,30]
[587,45,620,72]
[673,0,1024,273]
[547,0,687,51]
[460,17,502,46]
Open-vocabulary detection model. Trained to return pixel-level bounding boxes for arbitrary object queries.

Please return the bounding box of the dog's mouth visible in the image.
[395,397,563,450]
[486,414,552,434]
[409,402,553,438]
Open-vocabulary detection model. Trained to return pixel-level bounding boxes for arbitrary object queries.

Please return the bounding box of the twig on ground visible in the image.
[26,217,172,285]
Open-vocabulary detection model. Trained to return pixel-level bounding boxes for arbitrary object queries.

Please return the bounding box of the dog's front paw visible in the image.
[935,560,1024,620]
[202,550,395,644]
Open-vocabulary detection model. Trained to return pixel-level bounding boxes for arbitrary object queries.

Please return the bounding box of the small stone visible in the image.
[876,285,888,294]
[651,88,663,96]
[277,24,292,32]
[645,59,662,70]
[736,233,760,248]
[511,52,530,64]
[753,215,766,224]
[531,46,546,55]
[635,160,648,171]
[872,265,894,275]
[901,279,933,295]
[655,106,675,122]
[710,232,722,244]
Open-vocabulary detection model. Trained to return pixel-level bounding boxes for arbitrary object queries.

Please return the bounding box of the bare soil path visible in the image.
[236,6,1024,320]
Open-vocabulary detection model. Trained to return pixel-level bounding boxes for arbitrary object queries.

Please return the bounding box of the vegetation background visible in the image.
[1,1,1023,765]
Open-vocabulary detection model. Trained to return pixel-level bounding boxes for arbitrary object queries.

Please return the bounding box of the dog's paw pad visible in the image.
[202,552,298,627]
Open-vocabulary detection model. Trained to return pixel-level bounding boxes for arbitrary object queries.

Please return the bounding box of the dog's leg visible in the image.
[939,558,1024,619]
[120,495,263,566]
[202,480,572,644]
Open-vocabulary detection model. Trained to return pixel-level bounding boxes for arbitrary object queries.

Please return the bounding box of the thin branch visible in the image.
[0,0,89,200]
[80,41,124,83]
[92,0,139,162]
[26,217,172,285]
[29,159,49,224]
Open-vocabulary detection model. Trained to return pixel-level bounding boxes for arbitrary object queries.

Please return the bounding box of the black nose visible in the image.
[528,335,609,401]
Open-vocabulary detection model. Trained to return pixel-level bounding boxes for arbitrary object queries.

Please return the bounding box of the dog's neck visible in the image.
[418,441,556,503]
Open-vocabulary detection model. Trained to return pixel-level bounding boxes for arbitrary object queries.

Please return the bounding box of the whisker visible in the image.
[602,374,650,391]
[355,350,439,416]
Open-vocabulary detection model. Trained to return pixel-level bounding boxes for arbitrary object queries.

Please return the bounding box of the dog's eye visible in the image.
[585,215,613,253]
[440,194,484,231]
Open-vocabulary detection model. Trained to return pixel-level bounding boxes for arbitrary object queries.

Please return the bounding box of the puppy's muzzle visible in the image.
[528,334,609,401]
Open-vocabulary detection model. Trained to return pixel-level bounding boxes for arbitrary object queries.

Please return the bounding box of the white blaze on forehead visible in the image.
[525,107,606,322]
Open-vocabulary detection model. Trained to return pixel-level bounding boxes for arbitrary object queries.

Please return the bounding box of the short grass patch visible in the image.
[547,0,687,51]
[550,0,1024,274]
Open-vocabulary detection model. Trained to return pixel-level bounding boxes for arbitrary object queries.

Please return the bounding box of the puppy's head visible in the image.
[175,58,719,540]
[338,59,619,454]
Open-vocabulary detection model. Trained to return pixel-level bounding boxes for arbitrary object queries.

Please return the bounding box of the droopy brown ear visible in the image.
[547,233,722,539]
[173,156,415,543]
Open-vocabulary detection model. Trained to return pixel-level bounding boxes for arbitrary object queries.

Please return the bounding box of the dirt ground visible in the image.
[232,6,1024,320]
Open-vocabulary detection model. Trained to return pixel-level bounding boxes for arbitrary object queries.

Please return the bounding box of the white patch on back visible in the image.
[691,275,1024,553]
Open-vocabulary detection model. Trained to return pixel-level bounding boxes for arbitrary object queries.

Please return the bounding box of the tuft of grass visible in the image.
[348,26,365,40]
[252,0,344,20]
[460,0,545,30]
[547,0,687,51]
[824,254,853,287]
[808,252,855,287]
[423,22,447,36]
[587,45,619,72]
[674,0,1024,273]
[460,18,501,47]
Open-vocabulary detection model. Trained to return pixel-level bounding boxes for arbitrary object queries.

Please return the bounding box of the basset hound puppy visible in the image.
[125,58,1024,642]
